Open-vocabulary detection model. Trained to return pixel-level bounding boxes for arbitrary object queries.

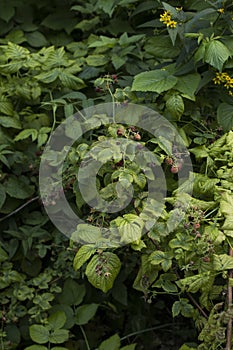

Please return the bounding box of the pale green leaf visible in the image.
[0,117,21,129]
[71,224,102,244]
[73,245,97,270]
[48,329,69,344]
[213,254,233,271]
[166,94,184,120]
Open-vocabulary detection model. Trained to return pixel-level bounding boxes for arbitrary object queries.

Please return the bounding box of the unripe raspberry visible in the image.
[134,133,141,141]
[171,165,179,173]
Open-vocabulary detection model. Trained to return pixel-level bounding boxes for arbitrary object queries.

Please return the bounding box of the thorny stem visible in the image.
[226,247,233,350]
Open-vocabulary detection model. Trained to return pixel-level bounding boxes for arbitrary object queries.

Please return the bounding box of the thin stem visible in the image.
[226,247,233,350]
[120,323,185,341]
[80,325,91,350]
[0,196,39,222]
[187,292,208,319]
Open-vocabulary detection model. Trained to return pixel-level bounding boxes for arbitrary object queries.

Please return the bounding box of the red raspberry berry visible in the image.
[171,165,179,173]
[193,222,200,229]
[134,133,141,141]
[165,157,173,165]
[117,128,124,136]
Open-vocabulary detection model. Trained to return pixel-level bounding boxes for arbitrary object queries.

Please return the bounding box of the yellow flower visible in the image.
[176,7,183,11]
[217,8,224,14]
[213,72,230,84]
[160,11,172,23]
[167,20,177,28]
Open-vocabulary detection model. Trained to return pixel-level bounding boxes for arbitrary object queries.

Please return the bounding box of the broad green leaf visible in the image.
[48,329,69,344]
[25,31,48,47]
[86,54,109,66]
[29,325,49,344]
[132,69,177,93]
[48,312,66,330]
[58,279,86,306]
[73,245,97,270]
[71,224,102,244]
[97,0,117,17]
[220,192,233,217]
[144,36,180,58]
[5,176,34,199]
[213,254,233,271]
[166,94,184,119]
[178,272,211,293]
[217,103,233,132]
[204,39,231,71]
[85,252,121,293]
[133,254,159,292]
[175,73,201,100]
[0,117,21,129]
[114,214,144,244]
[76,303,99,325]
[169,233,193,251]
[99,333,121,350]
[35,69,59,83]
[0,246,8,262]
[25,346,47,350]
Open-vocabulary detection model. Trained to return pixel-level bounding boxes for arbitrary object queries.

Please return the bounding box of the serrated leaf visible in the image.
[132,69,177,93]
[86,54,109,67]
[76,303,99,325]
[172,299,194,318]
[213,254,233,271]
[175,73,201,100]
[14,129,38,142]
[0,117,21,129]
[85,252,121,293]
[166,94,184,119]
[29,325,49,344]
[204,40,231,71]
[71,224,102,244]
[5,176,34,199]
[99,333,121,350]
[217,103,233,132]
[73,245,96,270]
[114,214,144,244]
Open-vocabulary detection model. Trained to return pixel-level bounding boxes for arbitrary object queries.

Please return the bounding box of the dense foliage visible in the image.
[0,0,233,349]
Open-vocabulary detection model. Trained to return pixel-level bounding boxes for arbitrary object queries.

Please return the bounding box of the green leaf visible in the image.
[132,69,177,93]
[29,325,50,344]
[86,54,109,67]
[178,273,211,293]
[217,103,233,132]
[144,36,180,58]
[25,31,48,48]
[0,246,8,262]
[85,252,121,293]
[49,329,69,344]
[0,117,21,129]
[76,303,99,325]
[73,245,97,270]
[99,333,121,350]
[204,39,231,71]
[97,0,117,17]
[14,129,38,142]
[25,346,47,350]
[166,93,184,119]
[172,299,194,318]
[175,73,201,100]
[0,183,6,209]
[58,279,86,306]
[0,1,15,22]
[113,214,144,244]
[121,344,137,350]
[48,312,66,330]
[5,176,34,199]
[213,254,233,271]
[71,224,102,244]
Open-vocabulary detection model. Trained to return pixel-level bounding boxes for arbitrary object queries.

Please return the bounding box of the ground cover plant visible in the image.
[0,0,233,349]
